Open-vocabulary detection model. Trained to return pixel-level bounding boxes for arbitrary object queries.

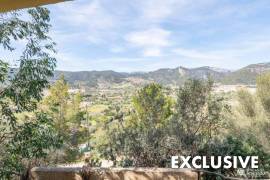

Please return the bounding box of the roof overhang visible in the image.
[0,0,68,13]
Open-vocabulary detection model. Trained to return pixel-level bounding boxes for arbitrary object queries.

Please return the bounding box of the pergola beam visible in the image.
[0,0,68,13]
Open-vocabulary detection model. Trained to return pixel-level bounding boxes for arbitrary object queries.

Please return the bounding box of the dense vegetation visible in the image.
[90,76,270,178]
[1,6,270,180]
[0,7,61,179]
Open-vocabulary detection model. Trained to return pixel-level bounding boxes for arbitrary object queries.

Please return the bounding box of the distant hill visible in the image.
[146,66,228,85]
[52,62,270,87]
[221,62,270,85]
[53,70,128,87]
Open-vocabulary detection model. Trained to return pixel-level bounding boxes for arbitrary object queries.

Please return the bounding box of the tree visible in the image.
[232,73,270,151]
[42,75,69,136]
[94,80,229,167]
[0,7,61,179]
[200,134,270,179]
[132,83,172,128]
[237,89,256,118]
[96,83,173,167]
[168,79,228,156]
[42,76,87,163]
[257,72,270,115]
[1,113,62,179]
[212,73,270,178]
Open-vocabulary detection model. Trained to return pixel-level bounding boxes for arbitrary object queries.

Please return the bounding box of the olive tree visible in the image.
[168,79,229,156]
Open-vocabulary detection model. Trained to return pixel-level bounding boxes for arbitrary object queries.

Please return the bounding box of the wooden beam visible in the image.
[0,0,68,13]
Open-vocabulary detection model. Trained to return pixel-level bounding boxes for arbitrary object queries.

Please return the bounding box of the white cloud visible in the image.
[134,0,268,26]
[125,28,171,47]
[125,27,171,57]
[139,0,182,22]
[172,48,221,60]
[143,48,162,57]
[110,47,125,53]
[53,0,118,45]
[133,0,217,25]
[57,0,115,30]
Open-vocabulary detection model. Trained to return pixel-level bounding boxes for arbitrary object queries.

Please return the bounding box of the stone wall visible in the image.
[31,167,199,180]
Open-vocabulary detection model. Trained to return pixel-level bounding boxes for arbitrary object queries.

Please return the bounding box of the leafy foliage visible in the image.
[0,7,61,179]
[0,113,62,179]
[41,76,88,163]
[237,89,256,118]
[200,134,270,179]
[94,80,228,167]
[169,79,228,156]
[257,72,270,114]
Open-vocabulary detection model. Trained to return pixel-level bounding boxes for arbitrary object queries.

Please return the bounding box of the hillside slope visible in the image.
[52,62,270,87]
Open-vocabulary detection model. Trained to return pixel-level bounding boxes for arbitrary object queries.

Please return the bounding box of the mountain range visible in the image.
[52,62,270,87]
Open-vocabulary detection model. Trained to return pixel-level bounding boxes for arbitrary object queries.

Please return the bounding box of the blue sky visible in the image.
[4,0,270,72]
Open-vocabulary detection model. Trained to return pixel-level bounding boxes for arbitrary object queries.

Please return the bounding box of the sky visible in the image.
[3,0,270,72]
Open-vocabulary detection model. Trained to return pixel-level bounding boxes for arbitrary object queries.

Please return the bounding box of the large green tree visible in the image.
[168,79,228,156]
[0,7,61,179]
[127,83,172,166]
